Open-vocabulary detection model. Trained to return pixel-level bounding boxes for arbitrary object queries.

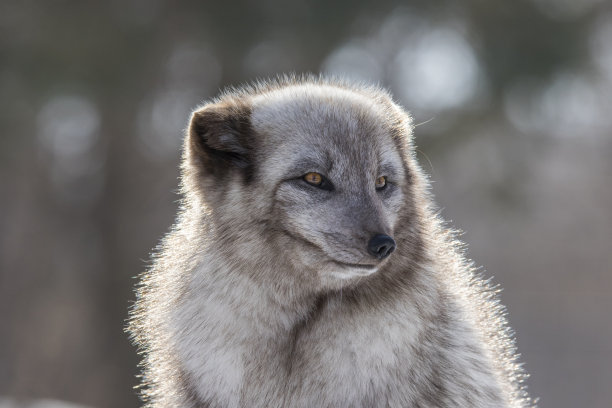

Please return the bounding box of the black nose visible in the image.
[367,234,396,260]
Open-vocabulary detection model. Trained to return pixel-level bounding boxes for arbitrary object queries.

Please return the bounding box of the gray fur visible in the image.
[128,76,533,407]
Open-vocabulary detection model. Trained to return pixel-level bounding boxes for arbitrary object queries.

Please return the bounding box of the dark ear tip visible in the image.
[187,108,209,156]
[188,104,227,152]
[189,105,219,136]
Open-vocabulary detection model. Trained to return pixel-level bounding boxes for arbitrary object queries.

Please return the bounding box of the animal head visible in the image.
[183,78,423,290]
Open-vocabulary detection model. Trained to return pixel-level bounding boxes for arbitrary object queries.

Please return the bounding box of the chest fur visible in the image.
[173,292,428,407]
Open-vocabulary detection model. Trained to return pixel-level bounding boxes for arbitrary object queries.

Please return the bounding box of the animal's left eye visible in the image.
[375,176,387,190]
[303,172,323,186]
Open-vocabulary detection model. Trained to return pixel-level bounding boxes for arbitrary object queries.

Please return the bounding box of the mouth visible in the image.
[329,261,379,280]
[332,261,378,270]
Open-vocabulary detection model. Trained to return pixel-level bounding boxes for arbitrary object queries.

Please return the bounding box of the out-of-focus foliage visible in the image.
[1,1,611,407]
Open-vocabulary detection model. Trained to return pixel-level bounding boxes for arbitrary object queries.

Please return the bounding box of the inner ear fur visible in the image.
[188,101,255,179]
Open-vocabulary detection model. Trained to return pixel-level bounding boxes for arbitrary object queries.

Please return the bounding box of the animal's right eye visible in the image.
[303,172,323,186]
[301,172,333,191]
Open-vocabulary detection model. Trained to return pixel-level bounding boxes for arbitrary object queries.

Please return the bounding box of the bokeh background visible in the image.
[1,0,611,407]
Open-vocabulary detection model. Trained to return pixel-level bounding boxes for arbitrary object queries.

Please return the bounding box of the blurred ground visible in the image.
[1,1,611,407]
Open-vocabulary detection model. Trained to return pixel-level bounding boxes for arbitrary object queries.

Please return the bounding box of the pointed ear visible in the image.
[187,102,255,180]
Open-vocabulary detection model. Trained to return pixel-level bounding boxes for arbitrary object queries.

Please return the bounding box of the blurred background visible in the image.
[1,0,611,407]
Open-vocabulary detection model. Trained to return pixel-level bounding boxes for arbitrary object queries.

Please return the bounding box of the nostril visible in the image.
[367,234,396,260]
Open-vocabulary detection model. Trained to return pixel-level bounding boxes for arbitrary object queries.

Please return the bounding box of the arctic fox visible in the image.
[128,76,533,407]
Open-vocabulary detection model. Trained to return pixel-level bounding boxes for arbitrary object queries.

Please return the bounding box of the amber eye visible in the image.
[303,172,323,186]
[375,176,387,190]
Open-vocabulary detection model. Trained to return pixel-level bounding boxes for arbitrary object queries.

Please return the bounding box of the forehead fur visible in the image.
[249,82,409,181]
